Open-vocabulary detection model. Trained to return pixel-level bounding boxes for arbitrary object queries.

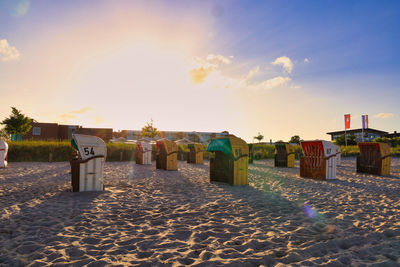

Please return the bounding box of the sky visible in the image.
[1,0,399,142]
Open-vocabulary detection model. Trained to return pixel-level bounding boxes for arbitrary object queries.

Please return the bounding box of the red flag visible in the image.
[366,115,368,128]
[345,114,351,129]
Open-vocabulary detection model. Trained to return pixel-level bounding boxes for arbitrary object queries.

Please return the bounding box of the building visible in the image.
[114,130,229,143]
[23,122,113,142]
[24,122,60,141]
[326,128,388,142]
[382,131,400,138]
[76,127,113,142]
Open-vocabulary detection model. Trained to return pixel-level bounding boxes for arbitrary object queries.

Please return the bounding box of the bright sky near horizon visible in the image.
[1,0,399,142]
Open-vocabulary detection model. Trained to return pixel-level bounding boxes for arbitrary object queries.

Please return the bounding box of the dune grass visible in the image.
[7,141,137,162]
[6,141,400,162]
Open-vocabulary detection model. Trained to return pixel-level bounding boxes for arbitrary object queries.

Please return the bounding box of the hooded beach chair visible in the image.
[156,139,178,170]
[187,143,204,164]
[357,142,391,176]
[248,144,254,164]
[207,135,248,185]
[274,142,295,168]
[334,144,341,165]
[0,140,8,168]
[136,139,152,165]
[300,140,340,180]
[70,134,107,192]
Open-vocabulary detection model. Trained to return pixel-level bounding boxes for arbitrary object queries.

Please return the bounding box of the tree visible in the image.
[334,134,345,146]
[348,134,356,145]
[0,127,10,141]
[141,119,159,139]
[334,134,356,146]
[254,132,264,143]
[1,107,32,136]
[289,135,301,144]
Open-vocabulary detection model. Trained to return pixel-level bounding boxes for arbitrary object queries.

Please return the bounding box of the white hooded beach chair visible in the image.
[70,134,107,192]
[136,139,152,165]
[0,140,8,168]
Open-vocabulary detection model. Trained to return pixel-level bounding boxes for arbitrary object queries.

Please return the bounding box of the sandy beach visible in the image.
[1,158,399,266]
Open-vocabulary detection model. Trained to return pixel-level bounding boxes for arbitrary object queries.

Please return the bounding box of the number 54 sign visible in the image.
[83,147,95,156]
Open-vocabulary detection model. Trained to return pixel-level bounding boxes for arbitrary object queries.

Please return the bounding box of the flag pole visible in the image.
[361,115,364,142]
[344,114,347,147]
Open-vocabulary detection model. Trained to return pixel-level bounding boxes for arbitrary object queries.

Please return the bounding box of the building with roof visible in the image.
[23,122,113,142]
[382,131,400,139]
[115,130,228,143]
[326,128,388,142]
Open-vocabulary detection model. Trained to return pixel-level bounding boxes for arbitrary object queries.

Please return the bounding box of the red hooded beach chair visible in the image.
[300,140,339,180]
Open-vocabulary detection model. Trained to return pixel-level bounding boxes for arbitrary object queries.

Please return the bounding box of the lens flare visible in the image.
[303,201,318,219]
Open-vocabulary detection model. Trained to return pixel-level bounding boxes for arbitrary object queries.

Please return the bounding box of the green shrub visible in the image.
[105,143,136,161]
[374,136,400,147]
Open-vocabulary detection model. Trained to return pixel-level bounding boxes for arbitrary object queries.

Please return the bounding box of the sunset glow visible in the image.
[1,1,399,141]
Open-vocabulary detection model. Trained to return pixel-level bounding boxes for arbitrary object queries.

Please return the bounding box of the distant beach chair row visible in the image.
[68,135,391,192]
[0,135,392,192]
[275,140,390,179]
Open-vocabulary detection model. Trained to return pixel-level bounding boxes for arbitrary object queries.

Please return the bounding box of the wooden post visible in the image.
[120,151,123,161]
[49,152,53,163]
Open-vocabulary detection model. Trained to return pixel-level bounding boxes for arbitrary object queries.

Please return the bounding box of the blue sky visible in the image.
[1,0,399,142]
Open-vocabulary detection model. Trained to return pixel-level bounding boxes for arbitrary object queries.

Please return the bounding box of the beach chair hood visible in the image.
[0,140,8,151]
[188,143,204,153]
[137,139,152,152]
[207,135,248,157]
[358,142,390,158]
[301,140,339,158]
[72,134,107,160]
[156,139,177,154]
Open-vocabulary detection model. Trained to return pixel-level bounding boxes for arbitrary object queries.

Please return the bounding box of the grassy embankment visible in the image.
[5,141,400,162]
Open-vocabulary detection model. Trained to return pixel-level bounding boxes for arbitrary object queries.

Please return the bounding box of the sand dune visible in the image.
[1,159,399,266]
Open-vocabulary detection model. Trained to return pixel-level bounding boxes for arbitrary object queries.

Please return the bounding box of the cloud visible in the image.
[260,76,291,89]
[95,116,105,125]
[0,39,21,62]
[59,107,92,123]
[59,113,77,122]
[189,54,233,84]
[190,66,213,84]
[374,113,395,119]
[189,54,295,91]
[304,58,310,63]
[271,56,293,73]
[244,66,260,82]
[72,107,92,114]
[206,54,232,65]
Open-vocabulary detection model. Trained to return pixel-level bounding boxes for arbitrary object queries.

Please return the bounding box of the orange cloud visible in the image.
[190,66,213,84]
[59,107,92,123]
[374,113,394,119]
[95,116,105,125]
